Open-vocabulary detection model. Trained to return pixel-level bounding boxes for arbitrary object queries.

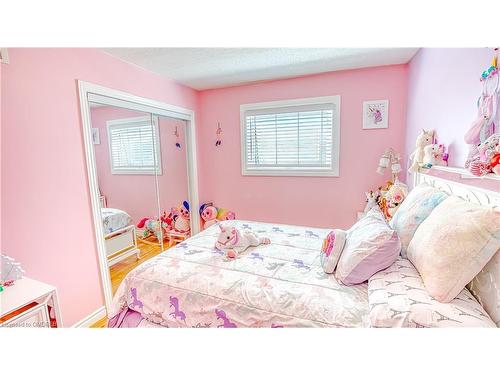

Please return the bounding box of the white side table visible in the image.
[0,277,62,328]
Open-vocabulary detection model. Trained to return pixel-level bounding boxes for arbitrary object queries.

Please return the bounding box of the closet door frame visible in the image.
[78,80,200,313]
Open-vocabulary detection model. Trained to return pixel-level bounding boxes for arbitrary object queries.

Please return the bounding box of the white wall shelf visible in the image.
[426,165,500,181]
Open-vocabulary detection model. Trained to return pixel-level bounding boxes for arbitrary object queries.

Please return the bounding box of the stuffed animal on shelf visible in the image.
[363,190,380,214]
[199,202,236,229]
[408,129,434,172]
[200,202,219,229]
[469,134,500,176]
[215,224,270,259]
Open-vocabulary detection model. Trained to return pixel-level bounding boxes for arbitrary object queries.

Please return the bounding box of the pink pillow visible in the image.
[336,208,401,285]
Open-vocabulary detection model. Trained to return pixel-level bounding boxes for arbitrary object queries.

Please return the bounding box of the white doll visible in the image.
[408,129,434,172]
[215,224,270,259]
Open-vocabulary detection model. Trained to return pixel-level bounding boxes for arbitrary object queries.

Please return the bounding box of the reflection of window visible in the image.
[241,96,340,176]
[107,116,162,174]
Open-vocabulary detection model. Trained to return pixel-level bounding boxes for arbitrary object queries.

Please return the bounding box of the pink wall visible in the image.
[1,49,199,326]
[198,65,409,229]
[406,48,494,168]
[91,107,189,224]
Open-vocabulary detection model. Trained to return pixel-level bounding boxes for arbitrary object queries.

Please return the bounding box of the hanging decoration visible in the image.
[215,122,222,147]
[174,126,181,148]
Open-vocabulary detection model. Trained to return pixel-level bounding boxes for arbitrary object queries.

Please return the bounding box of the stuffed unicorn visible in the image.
[408,130,434,173]
[215,224,270,259]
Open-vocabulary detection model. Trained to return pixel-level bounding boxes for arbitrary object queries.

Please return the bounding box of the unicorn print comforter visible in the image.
[101,208,132,235]
[108,220,369,328]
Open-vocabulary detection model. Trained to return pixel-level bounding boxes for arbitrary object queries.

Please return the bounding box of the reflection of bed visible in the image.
[101,207,140,267]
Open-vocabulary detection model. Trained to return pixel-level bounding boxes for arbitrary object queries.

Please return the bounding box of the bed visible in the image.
[109,220,370,328]
[101,207,140,267]
[108,172,499,328]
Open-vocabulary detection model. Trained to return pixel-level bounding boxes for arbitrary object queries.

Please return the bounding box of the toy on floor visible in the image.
[363,190,380,214]
[199,202,236,230]
[215,224,270,259]
[408,129,434,172]
[137,201,191,241]
[200,202,219,229]
[172,201,190,233]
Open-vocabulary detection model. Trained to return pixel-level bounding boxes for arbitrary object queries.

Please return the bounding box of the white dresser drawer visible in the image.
[2,303,50,328]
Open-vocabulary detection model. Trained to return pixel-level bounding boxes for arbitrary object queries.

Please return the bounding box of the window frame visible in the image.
[240,95,340,177]
[106,115,162,175]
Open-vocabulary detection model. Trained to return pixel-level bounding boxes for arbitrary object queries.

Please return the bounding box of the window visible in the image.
[107,116,162,174]
[240,96,340,176]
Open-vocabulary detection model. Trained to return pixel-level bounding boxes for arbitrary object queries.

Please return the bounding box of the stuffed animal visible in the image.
[137,217,164,240]
[422,144,439,166]
[408,130,434,172]
[469,134,500,176]
[199,202,236,229]
[217,207,236,221]
[173,201,190,233]
[464,89,498,168]
[200,202,219,229]
[363,190,379,214]
[379,181,408,219]
[215,224,270,259]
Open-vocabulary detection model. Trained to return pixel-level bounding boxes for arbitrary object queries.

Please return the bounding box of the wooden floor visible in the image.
[90,239,167,328]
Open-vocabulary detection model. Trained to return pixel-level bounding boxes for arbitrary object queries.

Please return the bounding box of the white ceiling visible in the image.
[103,48,419,91]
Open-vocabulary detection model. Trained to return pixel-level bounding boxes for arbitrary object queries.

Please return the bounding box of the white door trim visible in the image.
[78,80,200,314]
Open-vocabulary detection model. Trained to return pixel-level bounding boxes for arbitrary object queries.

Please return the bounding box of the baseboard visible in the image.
[72,306,107,328]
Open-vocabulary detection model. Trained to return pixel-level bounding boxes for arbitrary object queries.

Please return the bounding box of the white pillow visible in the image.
[368,258,495,328]
[407,195,500,302]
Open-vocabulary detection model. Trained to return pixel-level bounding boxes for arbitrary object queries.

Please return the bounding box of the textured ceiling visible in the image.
[103,48,419,90]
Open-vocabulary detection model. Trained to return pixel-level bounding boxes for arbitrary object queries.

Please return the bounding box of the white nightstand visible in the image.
[0,277,62,328]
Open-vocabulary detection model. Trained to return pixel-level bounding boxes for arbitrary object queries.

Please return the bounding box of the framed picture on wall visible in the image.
[92,128,100,144]
[363,100,389,129]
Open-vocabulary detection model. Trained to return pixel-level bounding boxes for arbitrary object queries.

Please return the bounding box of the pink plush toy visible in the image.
[200,203,219,229]
[215,224,270,259]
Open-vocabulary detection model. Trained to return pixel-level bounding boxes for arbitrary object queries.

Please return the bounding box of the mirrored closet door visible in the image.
[154,115,191,251]
[86,94,192,295]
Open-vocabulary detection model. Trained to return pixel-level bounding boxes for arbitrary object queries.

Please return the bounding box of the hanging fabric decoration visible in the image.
[464,47,499,169]
[215,122,222,147]
[174,126,181,148]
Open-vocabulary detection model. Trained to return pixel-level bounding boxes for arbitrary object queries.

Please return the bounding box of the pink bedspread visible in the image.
[109,220,369,328]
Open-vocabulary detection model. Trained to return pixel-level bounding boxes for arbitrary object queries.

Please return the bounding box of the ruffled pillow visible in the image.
[336,207,401,285]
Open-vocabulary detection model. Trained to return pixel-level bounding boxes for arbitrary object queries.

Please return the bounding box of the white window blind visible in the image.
[241,96,340,176]
[107,116,162,174]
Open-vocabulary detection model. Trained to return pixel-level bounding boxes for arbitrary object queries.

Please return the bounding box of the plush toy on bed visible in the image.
[215,224,270,259]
